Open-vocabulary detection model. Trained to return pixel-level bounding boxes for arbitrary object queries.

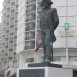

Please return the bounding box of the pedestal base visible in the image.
[28,62,62,68]
[17,67,73,77]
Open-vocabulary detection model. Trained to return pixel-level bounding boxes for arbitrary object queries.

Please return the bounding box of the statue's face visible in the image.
[42,3,50,9]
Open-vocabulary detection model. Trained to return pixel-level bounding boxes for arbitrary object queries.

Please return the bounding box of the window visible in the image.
[26,58,34,63]
[9,57,12,60]
[53,56,61,61]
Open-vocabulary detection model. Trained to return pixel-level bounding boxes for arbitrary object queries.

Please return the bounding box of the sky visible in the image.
[0,0,4,23]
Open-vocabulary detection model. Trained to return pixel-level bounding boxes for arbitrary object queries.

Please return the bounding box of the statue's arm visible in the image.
[52,8,59,30]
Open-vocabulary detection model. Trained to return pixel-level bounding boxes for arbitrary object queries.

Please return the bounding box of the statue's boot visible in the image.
[44,59,51,63]
[41,46,46,63]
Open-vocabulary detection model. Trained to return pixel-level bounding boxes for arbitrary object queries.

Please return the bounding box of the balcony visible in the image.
[14,33,17,37]
[37,23,41,29]
[13,57,17,61]
[9,52,13,57]
[9,49,13,52]
[26,17,36,22]
[9,46,13,49]
[10,24,14,28]
[11,0,15,3]
[15,7,18,12]
[0,59,1,62]
[9,30,14,33]
[8,57,12,60]
[10,14,14,18]
[5,43,8,46]
[4,52,8,56]
[2,58,7,62]
[14,23,17,28]
[5,35,8,39]
[14,40,16,44]
[2,50,4,53]
[9,38,13,42]
[5,28,9,32]
[26,0,36,4]
[26,8,36,14]
[11,6,15,11]
[4,58,8,62]
[6,4,10,9]
[25,45,35,50]
[37,6,42,10]
[15,15,18,20]
[3,10,6,14]
[6,12,10,16]
[3,2,6,6]
[25,36,35,40]
[16,0,18,3]
[37,0,41,2]
[37,15,41,19]
[25,26,35,31]
[5,38,9,41]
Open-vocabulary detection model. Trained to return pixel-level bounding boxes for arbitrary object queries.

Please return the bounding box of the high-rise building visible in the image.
[0,23,3,70]
[17,0,77,67]
[0,0,19,71]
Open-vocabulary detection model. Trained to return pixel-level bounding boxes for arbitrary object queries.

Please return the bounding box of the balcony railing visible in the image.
[37,0,41,2]
[13,56,17,61]
[26,8,36,13]
[30,17,35,21]
[9,52,13,57]
[11,6,15,9]
[3,58,8,62]
[25,26,35,31]
[37,25,41,29]
[9,38,13,41]
[25,36,35,40]
[26,17,36,22]
[5,43,8,46]
[6,4,10,9]
[9,46,13,49]
[4,52,8,55]
[11,0,15,2]
[26,0,36,4]
[37,6,42,10]
[37,15,41,19]
[25,45,35,50]
[16,0,18,3]
[6,12,10,15]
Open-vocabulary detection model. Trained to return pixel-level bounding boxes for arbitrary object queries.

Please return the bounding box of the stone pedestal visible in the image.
[17,66,73,77]
[28,62,62,68]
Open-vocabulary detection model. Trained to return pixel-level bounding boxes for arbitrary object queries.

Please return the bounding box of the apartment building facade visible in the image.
[17,0,77,67]
[0,0,19,74]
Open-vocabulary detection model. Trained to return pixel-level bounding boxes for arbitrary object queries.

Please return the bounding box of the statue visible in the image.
[40,0,59,63]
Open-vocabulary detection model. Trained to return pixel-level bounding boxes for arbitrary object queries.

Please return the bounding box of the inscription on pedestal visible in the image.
[19,69,45,77]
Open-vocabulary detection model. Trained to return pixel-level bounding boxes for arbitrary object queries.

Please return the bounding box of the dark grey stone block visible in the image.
[28,62,62,68]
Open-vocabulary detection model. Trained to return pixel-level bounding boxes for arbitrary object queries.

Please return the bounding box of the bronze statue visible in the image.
[40,0,59,63]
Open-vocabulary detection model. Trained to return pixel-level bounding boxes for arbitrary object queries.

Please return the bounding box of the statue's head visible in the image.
[41,0,53,9]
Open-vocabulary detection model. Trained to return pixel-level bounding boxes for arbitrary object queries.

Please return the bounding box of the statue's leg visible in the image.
[50,32,53,62]
[45,30,53,62]
[41,31,46,62]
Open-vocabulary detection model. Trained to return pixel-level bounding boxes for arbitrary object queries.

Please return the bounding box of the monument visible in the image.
[40,0,59,63]
[28,0,61,67]
[17,0,74,77]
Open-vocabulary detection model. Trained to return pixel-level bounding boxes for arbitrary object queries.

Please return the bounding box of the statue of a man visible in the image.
[40,0,59,63]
